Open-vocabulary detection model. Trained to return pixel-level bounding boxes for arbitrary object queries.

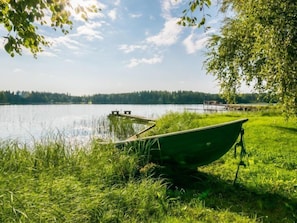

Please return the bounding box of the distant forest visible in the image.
[0,90,274,105]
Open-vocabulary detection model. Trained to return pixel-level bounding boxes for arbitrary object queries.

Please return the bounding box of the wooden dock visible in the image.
[202,101,227,112]
[203,101,272,112]
[225,104,267,111]
[109,111,156,123]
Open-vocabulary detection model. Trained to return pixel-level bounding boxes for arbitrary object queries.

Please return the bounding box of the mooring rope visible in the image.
[233,128,247,185]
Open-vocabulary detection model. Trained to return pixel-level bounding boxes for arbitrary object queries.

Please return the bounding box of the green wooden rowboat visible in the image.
[114,118,248,169]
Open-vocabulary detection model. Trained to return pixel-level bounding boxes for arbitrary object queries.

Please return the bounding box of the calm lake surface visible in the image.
[0,104,206,145]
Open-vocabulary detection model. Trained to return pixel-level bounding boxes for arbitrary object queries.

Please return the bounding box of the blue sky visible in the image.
[0,0,226,96]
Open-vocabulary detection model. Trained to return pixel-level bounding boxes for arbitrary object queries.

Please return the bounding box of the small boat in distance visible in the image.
[114,118,248,169]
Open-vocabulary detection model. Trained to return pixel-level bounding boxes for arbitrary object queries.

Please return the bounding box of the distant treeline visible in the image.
[0,90,274,105]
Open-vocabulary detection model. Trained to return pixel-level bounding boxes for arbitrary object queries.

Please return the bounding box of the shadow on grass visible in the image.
[272,125,297,134]
[161,168,297,223]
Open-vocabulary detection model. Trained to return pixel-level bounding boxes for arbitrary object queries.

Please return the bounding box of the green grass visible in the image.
[0,110,296,222]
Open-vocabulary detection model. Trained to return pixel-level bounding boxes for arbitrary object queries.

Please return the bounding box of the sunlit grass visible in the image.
[142,110,297,222]
[0,110,296,222]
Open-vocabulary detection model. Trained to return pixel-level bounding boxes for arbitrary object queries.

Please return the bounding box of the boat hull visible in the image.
[115,119,248,169]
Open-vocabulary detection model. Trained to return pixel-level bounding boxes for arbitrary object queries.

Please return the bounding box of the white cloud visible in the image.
[45,20,104,53]
[50,35,82,50]
[118,1,183,67]
[114,0,121,6]
[75,22,103,40]
[118,44,147,53]
[127,55,163,68]
[129,13,142,18]
[183,28,217,54]
[39,51,57,57]
[161,0,182,19]
[183,34,209,54]
[108,9,117,21]
[146,18,182,46]
[0,38,6,50]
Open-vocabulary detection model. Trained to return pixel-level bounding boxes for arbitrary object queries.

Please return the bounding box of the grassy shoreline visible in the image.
[0,111,296,222]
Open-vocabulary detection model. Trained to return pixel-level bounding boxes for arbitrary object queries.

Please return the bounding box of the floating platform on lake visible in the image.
[109,111,156,122]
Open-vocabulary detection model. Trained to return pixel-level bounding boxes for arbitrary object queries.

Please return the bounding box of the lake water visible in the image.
[0,104,207,145]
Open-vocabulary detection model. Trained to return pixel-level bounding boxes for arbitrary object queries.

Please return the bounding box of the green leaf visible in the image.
[0,0,99,58]
[4,22,12,32]
[198,17,205,27]
[205,0,297,117]
[4,41,13,54]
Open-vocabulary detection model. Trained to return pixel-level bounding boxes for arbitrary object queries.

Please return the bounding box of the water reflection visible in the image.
[0,104,205,145]
[107,114,148,141]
